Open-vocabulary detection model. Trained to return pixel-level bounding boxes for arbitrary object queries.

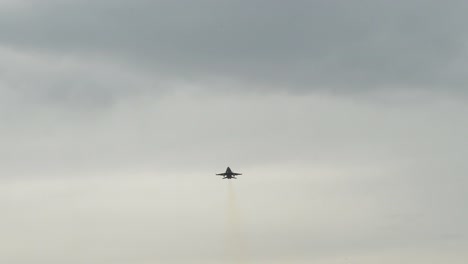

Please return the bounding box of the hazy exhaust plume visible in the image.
[227,181,247,263]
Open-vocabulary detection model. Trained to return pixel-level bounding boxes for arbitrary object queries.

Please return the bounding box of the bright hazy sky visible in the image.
[0,1,467,263]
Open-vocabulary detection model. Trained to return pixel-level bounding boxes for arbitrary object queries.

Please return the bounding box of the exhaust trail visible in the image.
[226,181,247,263]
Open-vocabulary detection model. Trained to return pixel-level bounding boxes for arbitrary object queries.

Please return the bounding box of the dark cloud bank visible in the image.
[1,0,467,96]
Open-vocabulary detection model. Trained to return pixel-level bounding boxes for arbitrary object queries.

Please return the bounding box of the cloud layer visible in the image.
[1,0,467,96]
[0,1,467,263]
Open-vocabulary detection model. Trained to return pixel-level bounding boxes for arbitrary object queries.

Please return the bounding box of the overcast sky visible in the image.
[0,1,467,263]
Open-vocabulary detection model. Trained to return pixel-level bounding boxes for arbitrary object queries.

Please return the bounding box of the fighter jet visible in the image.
[216,167,242,179]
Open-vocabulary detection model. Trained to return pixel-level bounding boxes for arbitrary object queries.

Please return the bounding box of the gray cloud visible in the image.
[1,0,467,94]
[0,1,467,263]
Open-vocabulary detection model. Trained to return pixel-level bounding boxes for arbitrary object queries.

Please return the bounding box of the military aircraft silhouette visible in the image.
[216,167,242,179]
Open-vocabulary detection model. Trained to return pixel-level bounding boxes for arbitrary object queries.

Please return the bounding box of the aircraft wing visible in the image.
[232,173,242,175]
[216,173,227,176]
